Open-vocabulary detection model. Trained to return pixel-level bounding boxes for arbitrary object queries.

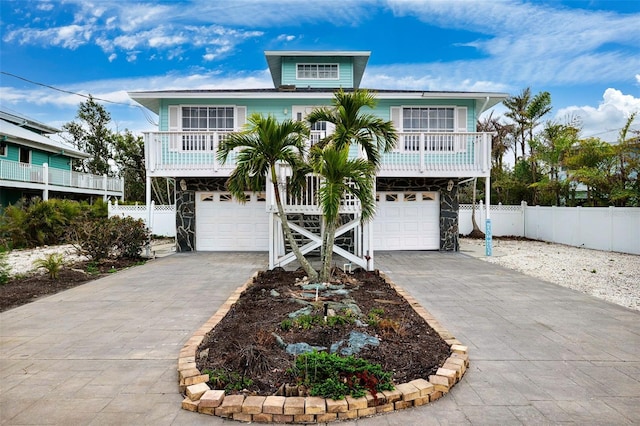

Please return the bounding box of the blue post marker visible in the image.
[485,218,493,256]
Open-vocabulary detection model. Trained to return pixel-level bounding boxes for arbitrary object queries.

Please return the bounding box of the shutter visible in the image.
[236,106,247,130]
[456,107,468,132]
[455,107,468,152]
[390,107,402,131]
[168,106,179,131]
[168,105,180,151]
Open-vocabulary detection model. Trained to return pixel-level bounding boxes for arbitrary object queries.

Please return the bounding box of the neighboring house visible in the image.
[129,50,507,270]
[0,110,124,208]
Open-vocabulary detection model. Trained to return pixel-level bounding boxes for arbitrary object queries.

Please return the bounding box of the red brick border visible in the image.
[178,271,469,422]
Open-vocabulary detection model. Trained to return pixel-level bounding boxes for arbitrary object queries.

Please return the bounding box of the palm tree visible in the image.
[309,145,376,282]
[217,113,318,281]
[307,89,397,169]
[307,89,397,282]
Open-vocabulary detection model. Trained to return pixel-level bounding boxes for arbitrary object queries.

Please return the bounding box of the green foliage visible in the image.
[366,308,385,327]
[34,253,65,280]
[293,351,394,400]
[68,216,149,261]
[280,318,293,331]
[202,369,253,393]
[0,251,10,285]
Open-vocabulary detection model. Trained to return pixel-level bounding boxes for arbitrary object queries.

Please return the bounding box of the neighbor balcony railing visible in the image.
[0,159,124,194]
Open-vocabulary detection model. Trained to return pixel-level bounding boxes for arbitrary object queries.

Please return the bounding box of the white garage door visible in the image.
[373,191,440,250]
[195,192,269,251]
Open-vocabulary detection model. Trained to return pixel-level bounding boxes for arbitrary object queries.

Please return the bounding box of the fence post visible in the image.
[521,201,527,238]
[609,206,614,252]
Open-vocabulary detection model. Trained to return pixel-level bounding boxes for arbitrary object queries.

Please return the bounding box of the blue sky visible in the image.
[1,0,639,143]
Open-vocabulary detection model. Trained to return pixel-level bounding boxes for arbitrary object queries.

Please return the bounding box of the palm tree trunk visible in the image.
[319,218,337,283]
[470,178,484,238]
[270,167,318,281]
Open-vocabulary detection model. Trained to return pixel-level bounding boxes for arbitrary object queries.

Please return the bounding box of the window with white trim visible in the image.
[403,107,455,152]
[391,106,468,152]
[171,106,242,151]
[296,64,338,80]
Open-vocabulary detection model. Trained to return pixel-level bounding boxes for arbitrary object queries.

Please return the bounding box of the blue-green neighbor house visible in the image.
[129,50,507,270]
[0,110,124,208]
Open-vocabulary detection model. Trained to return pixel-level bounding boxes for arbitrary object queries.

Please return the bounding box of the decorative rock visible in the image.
[326,398,348,413]
[450,344,468,354]
[429,375,450,393]
[317,412,338,422]
[436,367,457,386]
[283,396,305,415]
[408,378,435,397]
[263,395,286,414]
[395,382,420,401]
[181,397,199,412]
[242,395,266,414]
[215,394,245,416]
[305,396,326,414]
[345,395,368,410]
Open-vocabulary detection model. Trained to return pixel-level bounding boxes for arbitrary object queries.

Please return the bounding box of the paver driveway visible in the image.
[1,251,639,425]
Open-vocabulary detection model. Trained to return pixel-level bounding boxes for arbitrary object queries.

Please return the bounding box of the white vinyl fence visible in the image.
[108,201,176,237]
[460,201,640,255]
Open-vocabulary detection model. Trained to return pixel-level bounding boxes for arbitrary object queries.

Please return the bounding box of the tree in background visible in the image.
[63,97,153,203]
[63,96,115,177]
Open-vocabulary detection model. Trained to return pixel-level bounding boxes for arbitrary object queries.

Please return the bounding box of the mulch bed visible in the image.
[0,258,145,313]
[197,268,451,396]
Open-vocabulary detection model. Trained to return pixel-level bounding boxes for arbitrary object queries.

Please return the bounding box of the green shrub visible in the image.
[293,351,394,400]
[68,216,149,261]
[34,253,65,280]
[0,198,107,249]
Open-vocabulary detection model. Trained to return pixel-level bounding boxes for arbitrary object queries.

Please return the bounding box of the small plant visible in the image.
[280,318,293,331]
[292,351,394,400]
[202,368,253,393]
[294,314,322,330]
[326,314,353,327]
[86,262,99,275]
[33,253,65,280]
[366,307,385,327]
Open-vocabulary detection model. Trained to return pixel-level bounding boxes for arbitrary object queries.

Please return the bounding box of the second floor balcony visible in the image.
[143,130,492,178]
[0,159,124,197]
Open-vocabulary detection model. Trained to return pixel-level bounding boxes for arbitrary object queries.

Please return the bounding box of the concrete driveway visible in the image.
[1,251,638,425]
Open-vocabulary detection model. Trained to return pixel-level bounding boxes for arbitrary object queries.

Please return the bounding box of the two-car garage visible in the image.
[194,190,440,252]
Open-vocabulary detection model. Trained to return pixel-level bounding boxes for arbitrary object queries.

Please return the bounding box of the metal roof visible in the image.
[0,118,89,159]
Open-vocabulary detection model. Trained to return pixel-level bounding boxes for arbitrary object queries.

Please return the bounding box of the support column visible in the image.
[42,163,49,201]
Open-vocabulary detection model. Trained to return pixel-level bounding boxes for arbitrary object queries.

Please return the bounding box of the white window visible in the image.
[182,106,235,131]
[167,105,246,152]
[296,63,339,80]
[391,106,467,152]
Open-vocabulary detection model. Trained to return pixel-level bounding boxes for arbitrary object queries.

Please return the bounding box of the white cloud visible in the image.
[277,34,296,42]
[556,89,640,142]
[108,53,117,62]
[37,2,54,11]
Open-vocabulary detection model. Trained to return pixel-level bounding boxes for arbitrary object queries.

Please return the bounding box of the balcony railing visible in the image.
[0,159,124,194]
[143,131,492,178]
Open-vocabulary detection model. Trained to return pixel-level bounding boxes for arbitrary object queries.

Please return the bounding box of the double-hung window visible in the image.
[391,106,466,152]
[180,106,234,151]
[296,64,338,80]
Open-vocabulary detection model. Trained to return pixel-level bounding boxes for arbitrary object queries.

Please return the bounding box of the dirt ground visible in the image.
[0,258,145,313]
[197,268,451,396]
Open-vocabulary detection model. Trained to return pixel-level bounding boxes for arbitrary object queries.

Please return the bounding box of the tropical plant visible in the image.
[0,251,10,285]
[34,253,65,280]
[307,89,397,282]
[217,113,318,280]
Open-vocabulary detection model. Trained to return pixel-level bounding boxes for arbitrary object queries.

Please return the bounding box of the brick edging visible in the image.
[178,271,470,423]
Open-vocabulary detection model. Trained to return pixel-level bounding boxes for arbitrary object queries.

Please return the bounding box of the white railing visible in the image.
[379,132,491,176]
[0,159,124,194]
[144,131,237,176]
[144,130,493,178]
[459,201,640,255]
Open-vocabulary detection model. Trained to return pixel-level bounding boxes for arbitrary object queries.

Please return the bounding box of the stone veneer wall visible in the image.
[377,177,459,251]
[175,177,459,252]
[175,178,228,252]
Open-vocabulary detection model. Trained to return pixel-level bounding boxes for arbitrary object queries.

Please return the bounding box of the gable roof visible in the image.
[0,118,89,159]
[264,50,371,88]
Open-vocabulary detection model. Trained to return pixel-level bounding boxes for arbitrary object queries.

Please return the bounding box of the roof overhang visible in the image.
[0,110,60,134]
[0,119,89,159]
[128,89,508,116]
[264,50,371,89]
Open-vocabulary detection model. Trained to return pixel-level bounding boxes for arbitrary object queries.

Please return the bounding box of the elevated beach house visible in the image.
[129,50,507,270]
[0,110,124,208]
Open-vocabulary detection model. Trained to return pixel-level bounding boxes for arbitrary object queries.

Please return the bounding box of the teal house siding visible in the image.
[281,56,354,88]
